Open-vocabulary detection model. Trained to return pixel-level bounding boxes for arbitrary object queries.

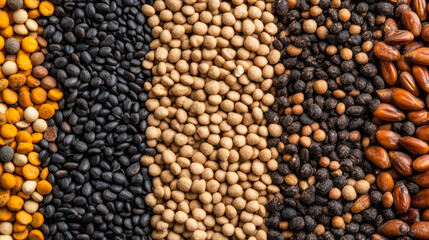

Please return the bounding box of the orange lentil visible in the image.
[0,52,4,64]
[30,87,46,104]
[39,1,54,16]
[25,0,40,9]
[31,212,44,228]
[16,142,33,154]
[21,37,38,53]
[16,210,32,225]
[38,103,54,119]
[47,88,63,101]
[16,131,32,143]
[12,175,23,192]
[7,195,24,211]
[36,180,51,195]
[26,76,40,87]
[0,0,5,8]
[31,132,42,143]
[0,207,12,221]
[6,108,20,124]
[39,167,48,180]
[14,222,27,232]
[28,152,40,166]
[22,164,39,180]
[17,55,33,71]
[13,229,29,240]
[28,9,41,19]
[2,88,18,104]
[1,25,14,38]
[19,91,33,107]
[8,74,27,90]
[1,124,17,138]
[0,10,9,29]
[0,173,16,189]
[29,229,44,240]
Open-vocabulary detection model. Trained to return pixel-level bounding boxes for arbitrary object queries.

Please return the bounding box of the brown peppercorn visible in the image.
[332,216,345,228]
[299,136,311,148]
[313,129,326,142]
[326,45,337,55]
[313,79,328,95]
[355,52,369,64]
[319,156,330,168]
[340,48,353,60]
[339,9,351,22]
[303,19,317,34]
[329,188,341,200]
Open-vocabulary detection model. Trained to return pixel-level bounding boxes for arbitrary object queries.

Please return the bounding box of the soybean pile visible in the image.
[141,0,282,238]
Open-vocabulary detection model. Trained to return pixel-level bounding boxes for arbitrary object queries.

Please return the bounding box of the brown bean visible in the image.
[412,189,429,208]
[373,41,401,61]
[409,221,429,239]
[393,181,411,213]
[373,103,406,122]
[380,61,398,86]
[406,49,429,65]
[407,110,429,125]
[397,208,420,224]
[402,10,422,36]
[377,219,410,237]
[376,130,401,150]
[416,125,429,141]
[412,0,427,21]
[413,154,429,171]
[351,195,371,213]
[399,136,429,155]
[376,172,395,192]
[413,170,429,187]
[365,146,392,169]
[392,88,425,110]
[389,151,413,176]
[376,89,393,103]
[399,71,419,96]
[385,30,415,45]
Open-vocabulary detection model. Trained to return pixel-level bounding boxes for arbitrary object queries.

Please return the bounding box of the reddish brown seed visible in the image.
[407,110,429,125]
[373,41,401,61]
[422,24,429,42]
[376,89,393,103]
[381,61,398,86]
[406,49,429,65]
[409,221,429,239]
[397,208,420,224]
[397,55,413,72]
[413,170,429,187]
[413,154,429,171]
[384,18,399,35]
[412,189,429,208]
[412,0,427,20]
[422,209,429,221]
[385,30,415,45]
[399,71,420,96]
[351,195,371,213]
[403,40,425,53]
[412,65,429,93]
[402,10,422,36]
[383,192,394,208]
[392,88,425,110]
[365,146,392,169]
[389,151,413,176]
[399,136,429,155]
[393,181,411,213]
[376,172,395,192]
[371,234,390,240]
[377,219,410,237]
[416,125,429,141]
[376,130,401,150]
[373,103,406,122]
[396,4,412,19]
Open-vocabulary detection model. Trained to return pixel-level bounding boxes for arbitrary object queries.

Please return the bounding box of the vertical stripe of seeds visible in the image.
[36,1,153,240]
[265,1,396,240]
[141,0,281,239]
[0,0,58,240]
[371,2,429,239]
